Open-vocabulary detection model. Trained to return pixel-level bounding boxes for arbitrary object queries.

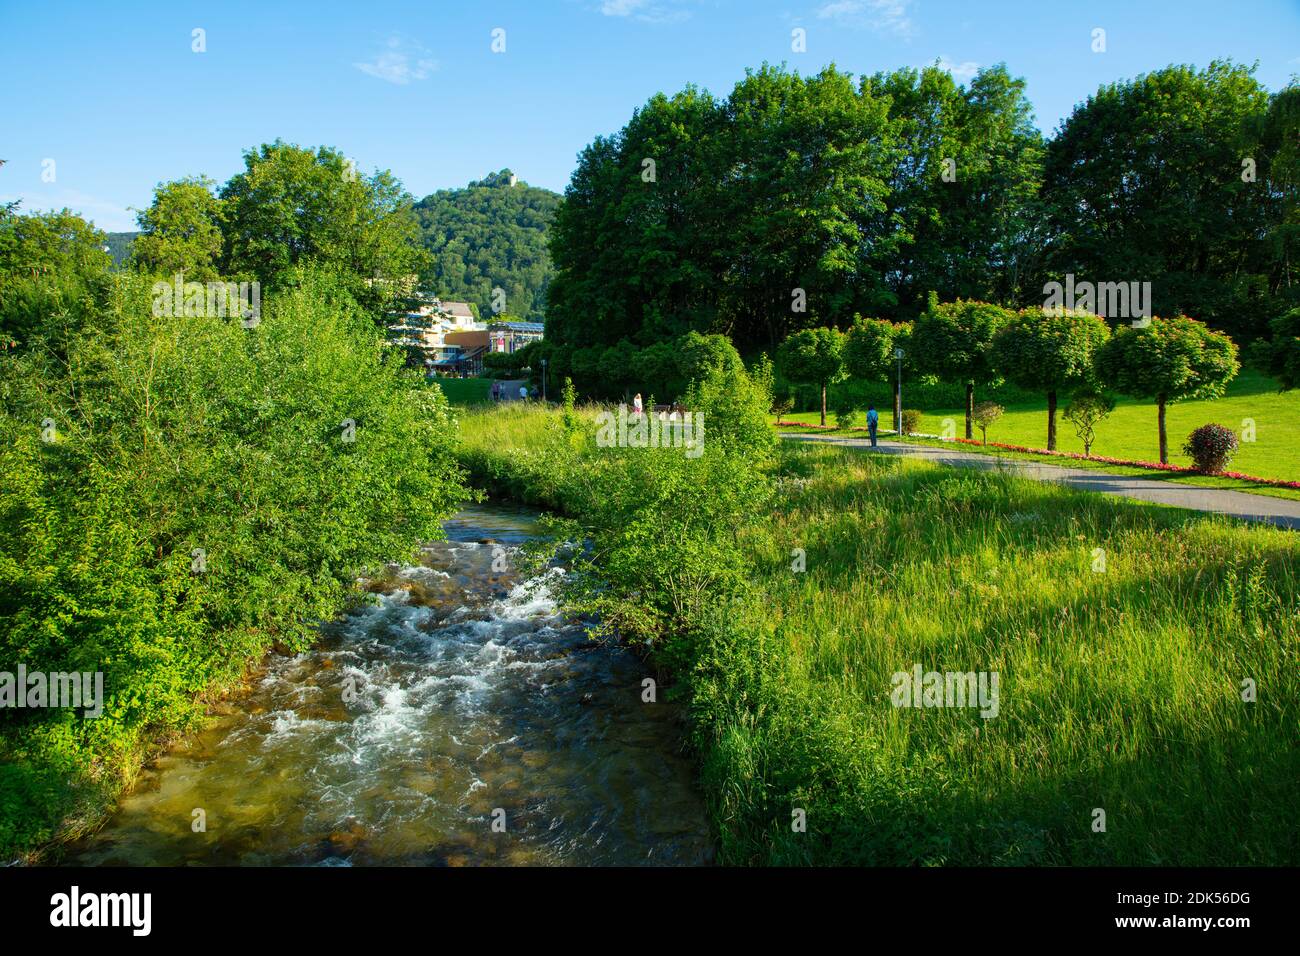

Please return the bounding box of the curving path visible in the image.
[781,432,1300,531]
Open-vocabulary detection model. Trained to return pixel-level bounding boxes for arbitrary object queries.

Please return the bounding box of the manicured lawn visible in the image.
[777,370,1300,485]
[432,376,493,406]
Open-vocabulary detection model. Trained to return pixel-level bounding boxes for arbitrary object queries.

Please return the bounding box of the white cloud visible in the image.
[601,0,651,14]
[598,0,690,24]
[936,55,980,81]
[817,0,915,37]
[354,36,438,85]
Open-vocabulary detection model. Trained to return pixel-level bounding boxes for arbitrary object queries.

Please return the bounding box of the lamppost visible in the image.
[894,347,905,438]
[541,358,548,402]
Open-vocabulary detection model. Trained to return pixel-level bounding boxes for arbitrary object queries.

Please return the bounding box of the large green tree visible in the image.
[844,315,910,431]
[911,297,1011,439]
[1096,316,1239,463]
[0,207,111,351]
[219,141,427,311]
[992,308,1111,449]
[548,65,900,353]
[1042,62,1271,341]
[777,326,845,426]
[131,176,225,280]
[867,63,1045,317]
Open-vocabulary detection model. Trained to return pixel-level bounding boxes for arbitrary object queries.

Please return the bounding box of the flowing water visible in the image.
[66,504,712,866]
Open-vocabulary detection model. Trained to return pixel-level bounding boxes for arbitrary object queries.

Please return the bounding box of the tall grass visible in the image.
[711,443,1297,864]
[459,406,1299,865]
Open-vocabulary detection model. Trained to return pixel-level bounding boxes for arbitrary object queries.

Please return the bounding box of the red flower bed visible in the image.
[949,438,1300,489]
[775,420,836,430]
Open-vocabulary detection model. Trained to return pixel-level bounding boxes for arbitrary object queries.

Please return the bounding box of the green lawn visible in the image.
[431,376,493,406]
[778,369,1300,487]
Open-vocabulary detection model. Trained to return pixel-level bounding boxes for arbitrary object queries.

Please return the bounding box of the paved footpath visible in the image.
[781,433,1300,531]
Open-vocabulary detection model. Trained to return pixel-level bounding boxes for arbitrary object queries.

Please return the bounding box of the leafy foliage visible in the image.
[777,327,845,426]
[1043,62,1277,341]
[1096,315,1239,461]
[1183,423,1240,474]
[130,176,225,279]
[992,307,1110,448]
[0,207,112,351]
[218,141,427,312]
[0,266,466,856]
[972,401,1004,444]
[1251,306,1300,390]
[911,296,1011,437]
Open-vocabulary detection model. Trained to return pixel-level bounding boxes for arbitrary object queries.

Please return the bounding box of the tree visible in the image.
[1260,84,1300,316]
[0,207,111,351]
[675,331,744,386]
[1042,62,1271,342]
[992,307,1110,449]
[777,327,844,426]
[868,63,1045,316]
[219,141,427,312]
[1063,390,1115,457]
[1251,306,1300,390]
[1096,316,1239,463]
[844,315,904,431]
[130,176,225,279]
[972,401,1004,445]
[547,65,900,353]
[911,296,1010,439]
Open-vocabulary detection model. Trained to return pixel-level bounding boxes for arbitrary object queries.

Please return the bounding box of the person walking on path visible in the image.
[867,405,879,447]
[633,393,643,418]
[519,384,529,401]
[491,381,500,402]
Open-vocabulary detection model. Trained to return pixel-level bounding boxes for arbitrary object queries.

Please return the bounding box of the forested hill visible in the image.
[414,169,560,321]
[105,231,137,267]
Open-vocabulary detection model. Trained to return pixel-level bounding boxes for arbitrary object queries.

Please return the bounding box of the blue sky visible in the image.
[3,0,1298,231]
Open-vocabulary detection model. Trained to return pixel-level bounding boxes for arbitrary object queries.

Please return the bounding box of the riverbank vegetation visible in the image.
[457,380,1298,864]
[0,265,466,859]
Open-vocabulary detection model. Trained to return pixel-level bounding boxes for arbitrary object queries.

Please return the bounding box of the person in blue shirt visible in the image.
[867,405,879,447]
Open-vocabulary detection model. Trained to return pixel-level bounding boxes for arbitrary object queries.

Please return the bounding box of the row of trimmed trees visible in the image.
[776,298,1240,464]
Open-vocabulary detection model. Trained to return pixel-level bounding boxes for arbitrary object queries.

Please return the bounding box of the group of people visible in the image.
[491,380,538,402]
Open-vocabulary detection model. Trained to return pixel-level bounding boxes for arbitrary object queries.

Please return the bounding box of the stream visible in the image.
[65,504,712,866]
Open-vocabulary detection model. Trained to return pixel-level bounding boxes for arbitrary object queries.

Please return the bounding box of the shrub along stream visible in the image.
[0,266,467,859]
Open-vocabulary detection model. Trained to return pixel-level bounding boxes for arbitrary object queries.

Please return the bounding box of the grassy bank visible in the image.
[458,402,1299,865]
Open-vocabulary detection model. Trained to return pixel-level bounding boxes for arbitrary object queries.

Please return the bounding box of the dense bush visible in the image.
[1182,423,1240,474]
[531,330,743,404]
[900,408,923,436]
[458,361,775,664]
[0,265,467,856]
